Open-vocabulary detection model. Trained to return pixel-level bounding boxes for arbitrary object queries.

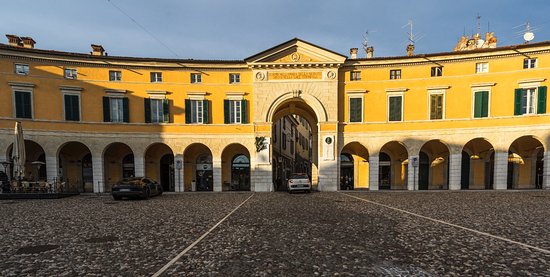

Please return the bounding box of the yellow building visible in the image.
[0,35,548,192]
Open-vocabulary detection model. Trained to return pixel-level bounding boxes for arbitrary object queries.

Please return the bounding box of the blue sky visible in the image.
[1,0,550,59]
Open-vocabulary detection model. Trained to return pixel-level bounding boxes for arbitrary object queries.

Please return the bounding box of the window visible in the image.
[349,97,362,122]
[150,72,162,82]
[350,71,361,81]
[282,133,287,150]
[475,62,488,73]
[473,91,489,118]
[523,58,537,69]
[229,73,240,84]
[429,93,444,120]
[15,64,29,75]
[224,100,248,124]
[64,68,77,79]
[290,139,294,155]
[388,95,403,121]
[191,73,202,84]
[14,90,32,119]
[109,71,122,81]
[103,97,129,123]
[390,69,401,80]
[144,98,169,123]
[63,94,80,121]
[186,99,210,124]
[431,66,443,77]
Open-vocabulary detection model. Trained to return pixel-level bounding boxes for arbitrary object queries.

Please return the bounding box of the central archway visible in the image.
[270,97,319,191]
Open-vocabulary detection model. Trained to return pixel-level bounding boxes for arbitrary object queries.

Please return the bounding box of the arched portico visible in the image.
[507,136,545,189]
[340,142,369,190]
[57,141,93,192]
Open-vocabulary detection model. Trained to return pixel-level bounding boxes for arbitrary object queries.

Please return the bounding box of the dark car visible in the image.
[111,177,163,200]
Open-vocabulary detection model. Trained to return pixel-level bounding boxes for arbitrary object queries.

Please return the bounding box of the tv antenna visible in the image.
[403,20,416,45]
[362,30,376,50]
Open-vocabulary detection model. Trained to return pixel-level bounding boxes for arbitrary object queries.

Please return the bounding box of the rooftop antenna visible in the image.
[523,22,535,43]
[362,30,370,51]
[476,13,481,35]
[403,20,416,45]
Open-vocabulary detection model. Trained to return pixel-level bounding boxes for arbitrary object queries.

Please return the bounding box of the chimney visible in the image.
[406,44,415,56]
[366,46,374,59]
[91,44,105,56]
[20,37,36,49]
[349,48,358,59]
[5,34,22,47]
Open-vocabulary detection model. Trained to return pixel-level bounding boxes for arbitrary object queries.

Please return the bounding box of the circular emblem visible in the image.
[203,164,208,170]
[325,137,333,144]
[326,70,336,79]
[290,53,300,62]
[255,71,265,81]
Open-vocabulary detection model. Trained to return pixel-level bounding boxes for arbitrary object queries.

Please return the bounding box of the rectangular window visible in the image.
[523,58,537,69]
[229,73,240,84]
[390,69,401,80]
[191,73,202,84]
[475,62,488,73]
[349,97,362,122]
[350,71,361,81]
[521,88,537,115]
[64,68,77,79]
[14,90,32,119]
[190,100,204,123]
[15,64,29,75]
[109,70,122,81]
[150,99,164,123]
[388,95,403,122]
[110,98,125,122]
[282,133,287,150]
[473,91,489,118]
[431,66,442,77]
[228,100,242,123]
[429,93,444,120]
[514,86,547,115]
[64,94,80,121]
[150,72,162,82]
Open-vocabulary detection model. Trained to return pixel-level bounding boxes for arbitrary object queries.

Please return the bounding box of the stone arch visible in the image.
[144,142,175,192]
[507,135,545,189]
[266,91,327,123]
[419,139,450,190]
[57,141,93,192]
[221,143,251,191]
[340,141,369,190]
[6,139,47,181]
[183,143,214,191]
[461,138,495,190]
[379,141,409,190]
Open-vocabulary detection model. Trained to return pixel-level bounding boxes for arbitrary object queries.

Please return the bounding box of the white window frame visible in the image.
[350,71,361,81]
[523,58,537,69]
[517,79,545,115]
[428,90,445,120]
[229,73,240,84]
[61,91,82,121]
[191,73,202,84]
[150,72,162,83]
[149,98,164,123]
[431,66,442,77]
[347,92,364,123]
[387,92,404,122]
[15,63,29,75]
[109,70,122,81]
[229,100,242,124]
[470,83,495,119]
[64,68,77,79]
[109,97,125,123]
[521,87,537,115]
[190,99,204,124]
[475,62,488,73]
[390,69,401,80]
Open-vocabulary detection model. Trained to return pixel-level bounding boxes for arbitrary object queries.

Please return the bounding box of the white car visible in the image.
[287,173,311,193]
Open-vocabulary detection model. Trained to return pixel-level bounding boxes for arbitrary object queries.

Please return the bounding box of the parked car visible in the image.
[111,177,163,200]
[287,173,311,193]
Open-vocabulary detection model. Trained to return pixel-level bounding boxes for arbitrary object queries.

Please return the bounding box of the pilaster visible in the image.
[92,155,104,192]
[493,152,509,190]
[174,154,184,192]
[448,153,462,190]
[213,158,222,192]
[369,155,379,191]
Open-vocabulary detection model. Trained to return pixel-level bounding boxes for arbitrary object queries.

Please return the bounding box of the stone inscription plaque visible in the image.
[269,72,322,80]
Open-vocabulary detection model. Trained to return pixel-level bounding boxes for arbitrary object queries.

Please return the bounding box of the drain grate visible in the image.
[16,244,60,254]
[85,235,119,243]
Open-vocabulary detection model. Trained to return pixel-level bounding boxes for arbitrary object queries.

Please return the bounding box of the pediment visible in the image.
[245,38,347,65]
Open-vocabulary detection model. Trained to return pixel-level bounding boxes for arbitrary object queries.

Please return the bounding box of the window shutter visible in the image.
[537,86,547,114]
[481,91,489,117]
[103,97,110,122]
[144,98,151,123]
[185,99,191,124]
[202,100,209,124]
[22,92,32,118]
[389,97,402,121]
[241,99,248,123]
[514,88,523,115]
[224,99,230,124]
[474,92,483,118]
[349,98,361,122]
[15,91,24,118]
[64,94,79,121]
[122,97,129,123]
[163,99,170,123]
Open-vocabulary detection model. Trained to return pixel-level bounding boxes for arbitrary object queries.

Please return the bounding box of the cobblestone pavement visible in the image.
[1,191,550,276]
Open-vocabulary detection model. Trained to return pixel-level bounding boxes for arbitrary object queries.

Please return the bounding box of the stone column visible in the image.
[213,158,222,192]
[318,160,338,191]
[252,137,273,192]
[134,155,145,178]
[543,151,550,189]
[174,154,184,192]
[407,155,419,190]
[45,154,59,183]
[448,153,462,190]
[92,155,104,193]
[493,151,508,190]
[368,155,379,191]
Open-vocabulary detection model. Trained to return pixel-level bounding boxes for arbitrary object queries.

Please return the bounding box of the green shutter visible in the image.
[514,88,523,115]
[349,98,361,122]
[122,97,129,123]
[64,94,79,121]
[537,86,547,114]
[185,99,191,123]
[481,91,489,117]
[202,100,209,124]
[23,92,32,118]
[389,96,402,121]
[144,98,151,123]
[64,94,71,120]
[241,99,248,124]
[224,99,230,124]
[474,91,484,118]
[163,99,170,123]
[103,97,111,122]
[15,91,24,118]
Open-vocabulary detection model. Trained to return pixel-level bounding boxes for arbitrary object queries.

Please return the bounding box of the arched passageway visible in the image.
[461,138,494,190]
[507,136,545,189]
[221,144,250,191]
[7,140,46,181]
[145,143,174,192]
[58,141,93,192]
[379,141,409,190]
[419,140,449,190]
[184,143,213,191]
[340,142,369,190]
[103,142,134,190]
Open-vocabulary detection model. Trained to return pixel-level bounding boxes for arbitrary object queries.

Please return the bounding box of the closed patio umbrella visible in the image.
[12,122,25,181]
